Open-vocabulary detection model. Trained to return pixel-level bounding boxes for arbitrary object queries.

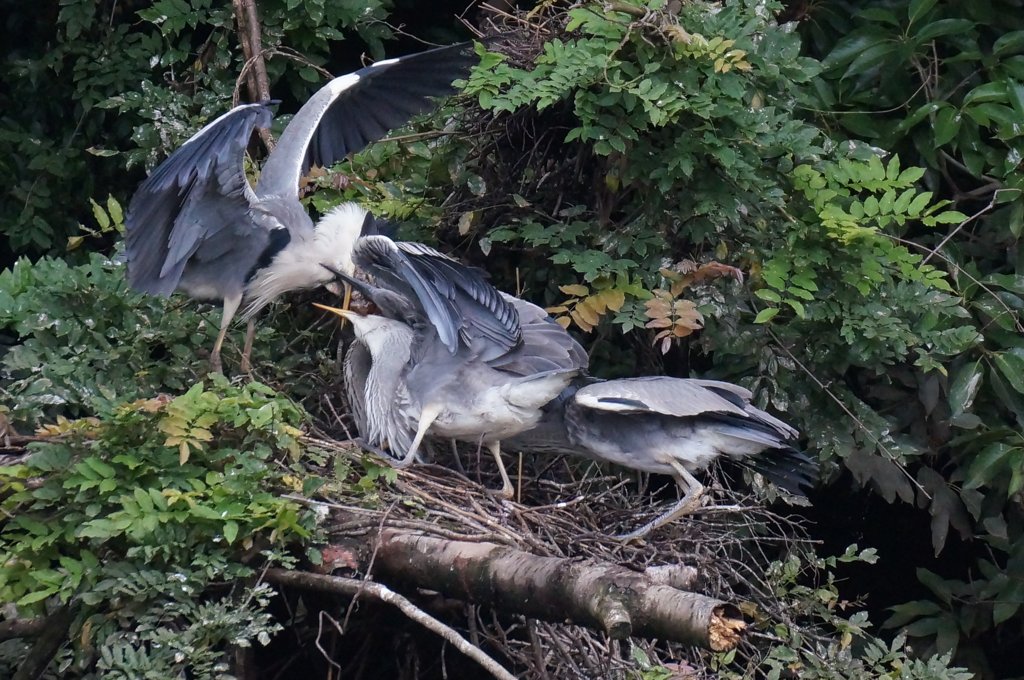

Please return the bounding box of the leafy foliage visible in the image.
[0,377,315,678]
[0,0,395,259]
[789,0,1024,670]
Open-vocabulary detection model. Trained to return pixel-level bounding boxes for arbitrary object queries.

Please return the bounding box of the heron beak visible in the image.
[319,264,353,327]
[313,302,355,321]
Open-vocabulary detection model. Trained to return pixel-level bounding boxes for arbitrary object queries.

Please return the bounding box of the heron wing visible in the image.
[574,377,799,440]
[396,241,521,358]
[352,236,521,358]
[256,42,479,199]
[488,296,589,375]
[573,377,752,419]
[125,103,269,296]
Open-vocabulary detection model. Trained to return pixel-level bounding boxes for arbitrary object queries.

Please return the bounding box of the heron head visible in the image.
[313,203,367,290]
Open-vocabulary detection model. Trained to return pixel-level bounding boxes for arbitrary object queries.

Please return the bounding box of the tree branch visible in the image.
[12,606,74,680]
[0,617,47,640]
[371,529,744,650]
[232,0,274,151]
[264,569,517,680]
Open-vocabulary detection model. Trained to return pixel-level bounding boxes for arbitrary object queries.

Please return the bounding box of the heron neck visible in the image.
[363,328,414,440]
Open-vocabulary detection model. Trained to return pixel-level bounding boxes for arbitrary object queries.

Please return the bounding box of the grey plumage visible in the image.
[321,222,588,496]
[506,376,814,539]
[124,42,479,372]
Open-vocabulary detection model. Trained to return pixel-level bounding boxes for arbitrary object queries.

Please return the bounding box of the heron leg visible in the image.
[616,462,705,542]
[402,404,441,468]
[487,441,515,500]
[210,294,242,375]
[239,320,256,373]
[450,439,467,475]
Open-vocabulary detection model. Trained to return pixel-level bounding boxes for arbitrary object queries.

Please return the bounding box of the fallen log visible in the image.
[371,529,744,651]
[277,523,746,652]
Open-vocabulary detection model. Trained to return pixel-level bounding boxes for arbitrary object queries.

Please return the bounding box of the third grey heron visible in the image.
[317,219,588,497]
[506,376,815,540]
[124,42,479,373]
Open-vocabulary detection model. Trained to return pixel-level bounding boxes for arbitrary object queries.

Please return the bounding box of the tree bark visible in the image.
[0,617,47,640]
[373,529,743,650]
[12,606,74,680]
[304,528,745,650]
[232,0,274,150]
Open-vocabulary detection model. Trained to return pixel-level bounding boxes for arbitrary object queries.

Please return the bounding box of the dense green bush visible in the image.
[0,377,315,678]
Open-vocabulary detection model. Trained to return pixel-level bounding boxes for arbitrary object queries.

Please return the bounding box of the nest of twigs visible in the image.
[263,374,816,680]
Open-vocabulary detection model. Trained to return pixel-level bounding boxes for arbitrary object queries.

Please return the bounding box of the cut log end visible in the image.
[598,599,633,639]
[708,604,746,652]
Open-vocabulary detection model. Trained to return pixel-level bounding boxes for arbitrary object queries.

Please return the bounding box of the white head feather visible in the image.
[241,202,368,319]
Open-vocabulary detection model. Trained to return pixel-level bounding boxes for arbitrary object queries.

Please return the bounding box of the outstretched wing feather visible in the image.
[256,42,479,199]
[575,377,752,419]
[125,103,268,295]
[351,236,521,358]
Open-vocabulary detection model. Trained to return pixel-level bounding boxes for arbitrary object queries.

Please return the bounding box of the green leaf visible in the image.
[754,289,782,303]
[843,42,899,80]
[822,32,887,71]
[913,19,975,44]
[932,107,961,146]
[931,210,968,224]
[963,82,1007,106]
[83,457,116,479]
[754,308,779,324]
[886,600,943,628]
[17,587,59,606]
[994,30,1024,57]
[907,191,933,216]
[907,0,937,24]
[89,199,110,231]
[1007,80,1024,118]
[106,196,123,228]
[224,520,239,544]
[993,349,1024,394]
[784,299,806,318]
[948,361,983,416]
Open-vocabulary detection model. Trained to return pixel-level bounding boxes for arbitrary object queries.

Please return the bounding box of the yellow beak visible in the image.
[313,302,354,320]
[316,281,353,326]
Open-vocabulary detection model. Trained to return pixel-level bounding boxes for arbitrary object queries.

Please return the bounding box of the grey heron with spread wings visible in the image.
[506,376,815,540]
[316,212,588,498]
[124,42,479,373]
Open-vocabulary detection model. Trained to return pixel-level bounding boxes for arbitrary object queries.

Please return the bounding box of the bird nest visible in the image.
[273,382,817,680]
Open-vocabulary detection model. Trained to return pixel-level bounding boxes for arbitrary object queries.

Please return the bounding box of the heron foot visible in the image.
[613,498,743,542]
[485,482,515,501]
[355,438,410,468]
[614,482,705,542]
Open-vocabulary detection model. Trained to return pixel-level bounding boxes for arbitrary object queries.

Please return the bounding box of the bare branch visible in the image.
[264,569,516,680]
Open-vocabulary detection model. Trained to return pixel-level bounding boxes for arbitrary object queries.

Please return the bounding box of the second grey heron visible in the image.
[505,376,815,540]
[124,42,480,373]
[317,221,588,497]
